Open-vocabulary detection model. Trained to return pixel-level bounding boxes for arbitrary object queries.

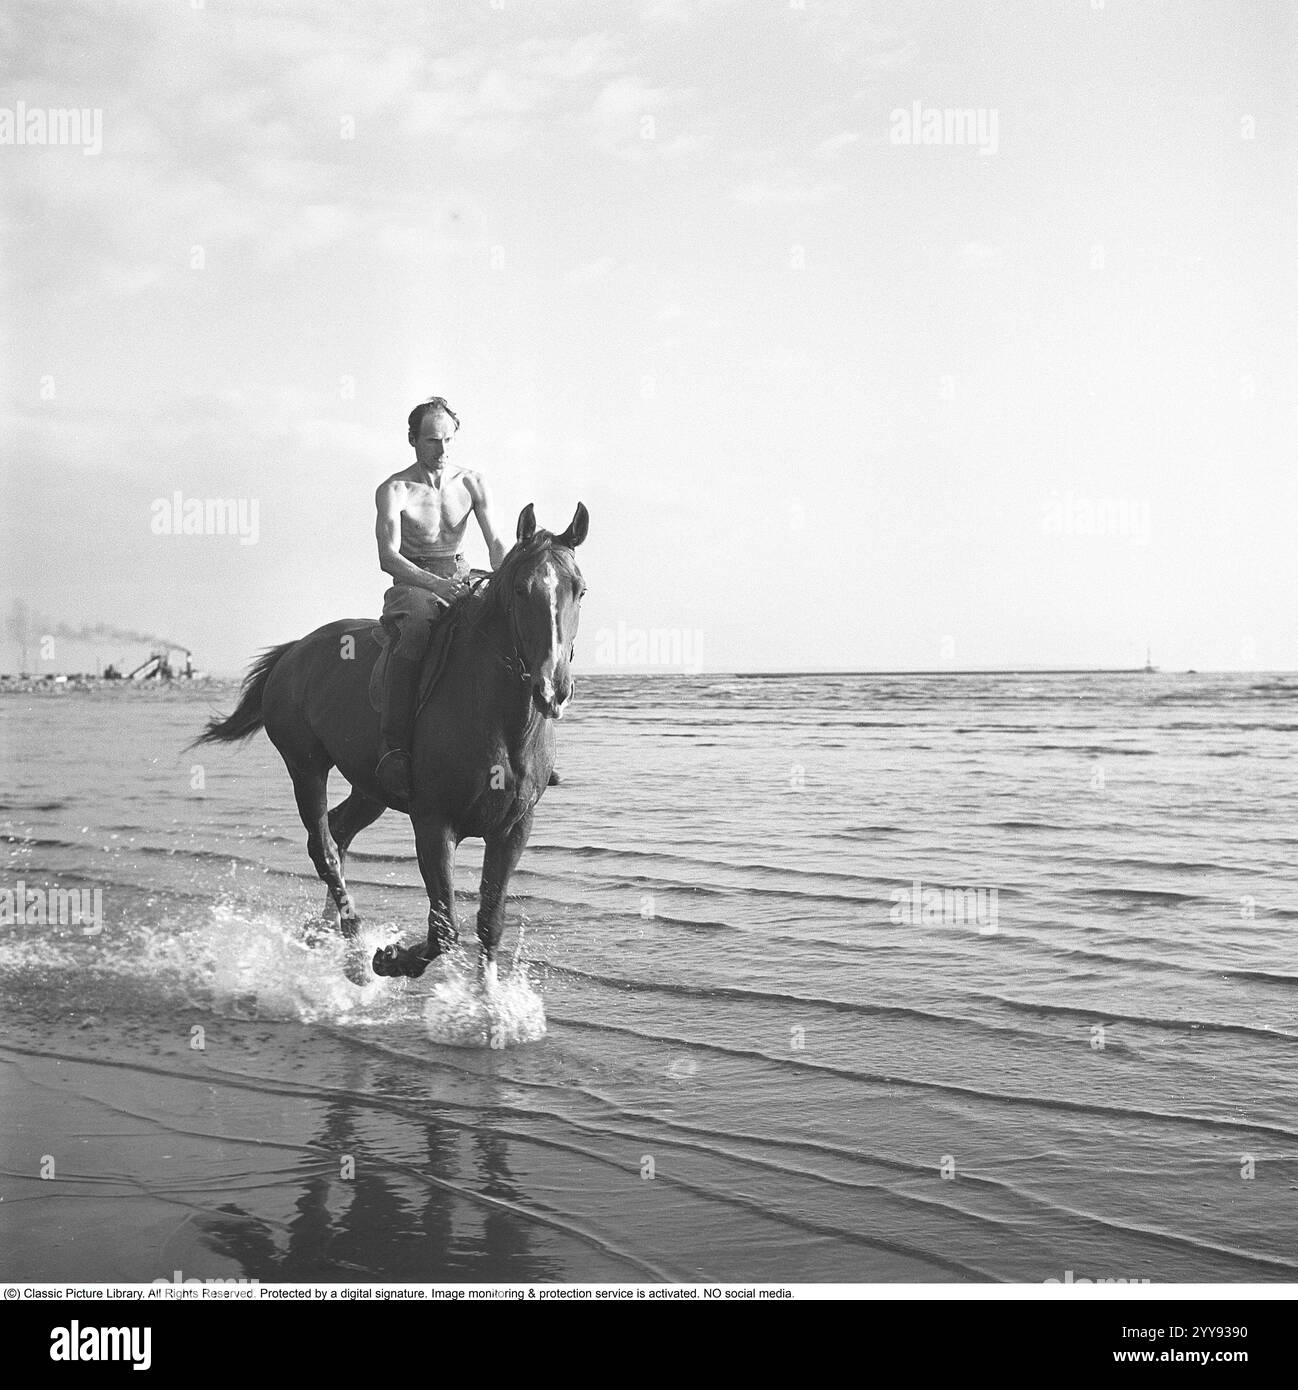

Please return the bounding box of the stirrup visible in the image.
[376,748,412,799]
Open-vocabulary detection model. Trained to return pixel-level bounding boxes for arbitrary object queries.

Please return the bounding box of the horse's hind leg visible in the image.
[288,761,361,937]
[319,790,386,925]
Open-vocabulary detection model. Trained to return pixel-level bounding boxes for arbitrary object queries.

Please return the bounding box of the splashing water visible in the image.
[196,901,393,1022]
[201,904,546,1045]
[419,950,547,1048]
[0,898,546,1047]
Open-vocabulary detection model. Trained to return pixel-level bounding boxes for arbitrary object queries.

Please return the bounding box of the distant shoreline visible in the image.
[730,667,1162,678]
[3,668,1291,692]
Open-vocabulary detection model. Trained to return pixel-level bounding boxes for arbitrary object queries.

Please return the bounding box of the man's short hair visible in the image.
[408,396,460,439]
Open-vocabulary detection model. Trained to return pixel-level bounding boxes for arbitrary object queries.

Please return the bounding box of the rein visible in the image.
[463,571,533,683]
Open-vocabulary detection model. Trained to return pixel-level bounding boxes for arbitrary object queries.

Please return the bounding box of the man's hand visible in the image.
[426,575,469,604]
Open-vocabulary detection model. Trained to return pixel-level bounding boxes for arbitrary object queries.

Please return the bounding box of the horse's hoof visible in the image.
[372,943,430,979]
[371,945,401,977]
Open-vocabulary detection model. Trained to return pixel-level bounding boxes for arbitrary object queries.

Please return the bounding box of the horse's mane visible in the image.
[439,530,567,646]
[473,531,555,621]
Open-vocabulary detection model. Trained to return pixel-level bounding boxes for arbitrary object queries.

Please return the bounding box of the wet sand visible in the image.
[1,1000,639,1284]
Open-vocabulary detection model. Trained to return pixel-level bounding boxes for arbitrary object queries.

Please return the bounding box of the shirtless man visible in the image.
[374,396,508,801]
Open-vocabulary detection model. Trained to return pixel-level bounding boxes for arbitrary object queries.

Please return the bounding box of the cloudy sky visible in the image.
[2,0,1293,674]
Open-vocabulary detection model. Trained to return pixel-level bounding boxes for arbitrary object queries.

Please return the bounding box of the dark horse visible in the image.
[196,503,588,985]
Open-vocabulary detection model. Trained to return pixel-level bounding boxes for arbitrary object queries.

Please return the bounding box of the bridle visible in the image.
[467,543,568,685]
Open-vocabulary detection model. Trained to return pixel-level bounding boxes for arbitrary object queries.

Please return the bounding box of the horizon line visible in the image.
[163,664,1294,680]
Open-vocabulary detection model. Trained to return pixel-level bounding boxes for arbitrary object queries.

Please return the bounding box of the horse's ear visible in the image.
[516,503,536,543]
[555,502,589,550]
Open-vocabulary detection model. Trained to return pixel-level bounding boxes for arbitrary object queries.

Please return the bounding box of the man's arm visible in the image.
[467,472,509,570]
[375,481,453,596]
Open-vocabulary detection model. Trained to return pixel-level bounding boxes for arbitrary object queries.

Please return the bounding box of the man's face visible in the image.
[412,409,457,471]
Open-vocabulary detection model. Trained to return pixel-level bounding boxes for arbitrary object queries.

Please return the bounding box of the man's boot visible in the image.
[376,652,421,802]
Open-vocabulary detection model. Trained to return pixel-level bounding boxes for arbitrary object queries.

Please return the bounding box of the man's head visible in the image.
[408,396,460,471]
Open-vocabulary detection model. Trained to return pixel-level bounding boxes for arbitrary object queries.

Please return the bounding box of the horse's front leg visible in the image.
[477,809,533,987]
[372,814,457,979]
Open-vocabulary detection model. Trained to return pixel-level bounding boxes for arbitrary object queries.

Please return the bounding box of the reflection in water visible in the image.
[195,1063,560,1283]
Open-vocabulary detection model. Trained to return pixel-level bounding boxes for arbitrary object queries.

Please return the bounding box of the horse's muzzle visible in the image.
[534,675,575,720]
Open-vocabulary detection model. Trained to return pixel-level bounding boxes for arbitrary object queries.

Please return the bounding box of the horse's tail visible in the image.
[192,641,296,747]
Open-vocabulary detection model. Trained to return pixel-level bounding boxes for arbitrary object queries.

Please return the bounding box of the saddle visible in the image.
[365,570,492,720]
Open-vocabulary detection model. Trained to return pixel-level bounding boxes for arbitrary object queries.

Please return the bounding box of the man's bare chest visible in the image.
[401,477,472,532]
